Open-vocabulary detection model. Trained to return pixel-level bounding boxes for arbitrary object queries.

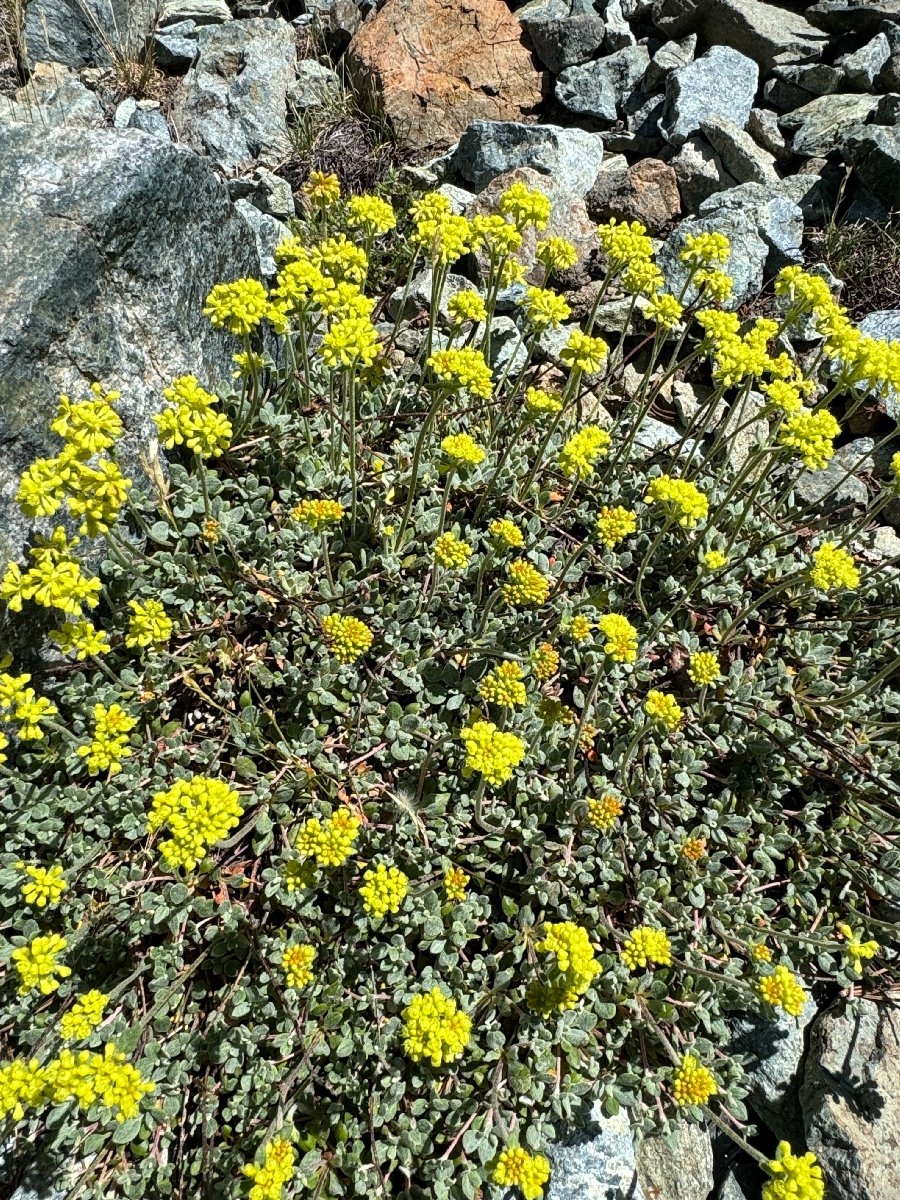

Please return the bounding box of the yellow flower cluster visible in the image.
[681,836,707,862]
[50,619,109,659]
[621,926,672,971]
[60,990,108,1040]
[427,347,493,398]
[758,965,807,1017]
[460,720,526,786]
[645,475,709,528]
[444,867,468,902]
[2,533,100,619]
[645,689,683,730]
[295,809,361,867]
[321,612,374,662]
[688,651,720,687]
[360,863,409,918]
[490,518,524,547]
[203,277,270,335]
[597,614,638,663]
[19,864,67,908]
[703,549,728,571]
[524,386,563,416]
[837,923,878,975]
[777,409,841,471]
[310,234,368,284]
[402,987,472,1066]
[76,702,136,775]
[587,793,623,829]
[321,315,380,368]
[282,943,316,989]
[153,374,232,458]
[762,1142,824,1200]
[645,292,684,329]
[1,1043,154,1124]
[531,921,601,1014]
[809,542,859,592]
[448,289,488,325]
[595,505,637,548]
[243,1138,296,1200]
[478,661,527,707]
[558,424,611,479]
[305,170,341,206]
[471,213,523,257]
[499,181,551,231]
[147,776,244,871]
[560,329,609,374]
[569,614,592,641]
[346,194,396,236]
[521,286,571,331]
[12,933,71,995]
[531,642,560,681]
[126,598,174,649]
[503,559,550,606]
[680,231,731,269]
[0,672,58,742]
[441,433,485,467]
[672,1054,718,1106]
[537,236,578,274]
[492,1146,551,1200]
[596,218,654,271]
[434,531,473,570]
[50,384,123,455]
[292,498,344,529]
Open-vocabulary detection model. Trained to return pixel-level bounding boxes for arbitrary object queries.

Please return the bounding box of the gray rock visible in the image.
[659,44,759,149]
[674,379,726,429]
[437,183,477,213]
[387,269,472,321]
[806,0,900,35]
[22,0,156,69]
[800,1001,900,1200]
[659,206,768,306]
[453,120,604,195]
[152,19,199,70]
[587,156,680,231]
[671,135,737,210]
[844,124,900,216]
[289,59,340,110]
[548,1105,645,1200]
[556,62,618,122]
[557,43,649,119]
[730,996,817,1144]
[698,182,803,265]
[172,18,297,174]
[698,0,827,71]
[723,387,767,469]
[0,62,104,127]
[872,92,900,124]
[488,316,528,375]
[837,31,891,90]
[234,200,291,277]
[748,107,789,158]
[635,1123,714,1200]
[517,0,606,74]
[129,102,172,141]
[700,114,779,184]
[158,0,231,23]
[780,93,880,157]
[651,0,826,69]
[247,168,295,220]
[603,0,636,49]
[796,439,872,511]
[312,0,361,56]
[0,123,260,561]
[644,33,696,91]
[634,416,681,452]
[775,61,844,100]
[603,91,666,154]
[872,525,900,558]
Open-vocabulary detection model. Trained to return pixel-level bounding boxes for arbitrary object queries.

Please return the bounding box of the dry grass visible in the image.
[0,0,24,95]
[806,216,900,320]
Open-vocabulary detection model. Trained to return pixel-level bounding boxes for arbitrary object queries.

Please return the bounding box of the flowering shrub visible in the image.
[1,176,898,1200]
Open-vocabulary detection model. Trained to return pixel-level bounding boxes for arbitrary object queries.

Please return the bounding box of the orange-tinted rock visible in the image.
[346,0,546,153]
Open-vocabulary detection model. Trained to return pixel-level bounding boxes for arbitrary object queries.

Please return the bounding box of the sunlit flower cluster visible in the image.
[621,926,672,971]
[762,1142,824,1200]
[321,612,374,662]
[758,965,807,1017]
[154,374,232,458]
[492,1146,551,1200]
[77,702,136,775]
[645,475,709,528]
[402,987,472,1066]
[502,560,550,606]
[672,1054,718,1106]
[59,990,109,1040]
[558,424,611,479]
[359,863,409,918]
[809,542,859,592]
[587,793,623,829]
[597,613,638,664]
[460,720,526,785]
[242,1138,296,1200]
[478,661,527,707]
[295,809,361,867]
[19,863,67,908]
[427,347,493,398]
[281,943,316,989]
[529,921,601,1015]
[12,933,71,995]
[147,776,244,871]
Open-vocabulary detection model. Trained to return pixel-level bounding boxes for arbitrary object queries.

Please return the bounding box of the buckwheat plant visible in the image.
[1,178,897,1200]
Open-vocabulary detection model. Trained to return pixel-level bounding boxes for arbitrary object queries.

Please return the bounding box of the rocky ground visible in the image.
[1,0,900,1196]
